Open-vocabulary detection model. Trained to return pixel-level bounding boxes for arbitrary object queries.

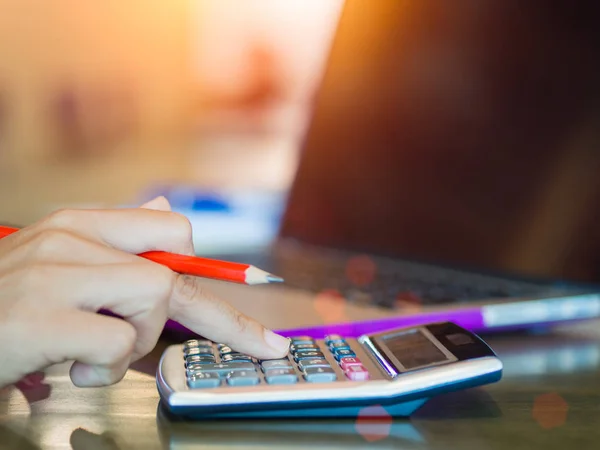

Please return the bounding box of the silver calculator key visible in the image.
[298,358,330,371]
[303,367,337,383]
[261,360,293,371]
[184,339,212,348]
[290,336,315,345]
[265,368,298,384]
[294,351,324,361]
[221,354,253,363]
[226,371,260,386]
[186,362,220,375]
[290,343,320,353]
[185,355,216,367]
[184,347,214,358]
[187,372,221,389]
[199,362,256,377]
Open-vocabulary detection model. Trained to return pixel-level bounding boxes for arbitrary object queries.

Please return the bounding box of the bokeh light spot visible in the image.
[395,291,423,312]
[313,289,349,324]
[532,392,569,429]
[355,405,393,442]
[345,255,377,287]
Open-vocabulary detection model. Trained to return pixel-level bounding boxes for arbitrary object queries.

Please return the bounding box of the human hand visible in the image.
[0,197,290,388]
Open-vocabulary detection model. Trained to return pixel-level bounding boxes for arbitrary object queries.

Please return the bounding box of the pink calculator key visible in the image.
[340,357,363,371]
[344,364,370,381]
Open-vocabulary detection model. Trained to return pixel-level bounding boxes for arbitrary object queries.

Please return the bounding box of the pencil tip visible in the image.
[266,274,284,283]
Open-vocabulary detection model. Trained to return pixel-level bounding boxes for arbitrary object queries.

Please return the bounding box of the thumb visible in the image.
[139,196,172,212]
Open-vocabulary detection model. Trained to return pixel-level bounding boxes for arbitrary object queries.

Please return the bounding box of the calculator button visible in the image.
[298,358,331,371]
[265,369,298,384]
[226,371,260,386]
[325,334,344,345]
[185,355,216,366]
[221,354,253,363]
[261,360,293,371]
[187,372,221,389]
[333,349,356,360]
[184,347,214,358]
[219,346,234,355]
[228,352,252,358]
[290,336,315,345]
[329,342,351,352]
[186,361,219,373]
[199,362,256,377]
[184,339,212,348]
[344,365,370,381]
[303,367,337,383]
[294,351,325,361]
[290,344,320,353]
[339,357,363,370]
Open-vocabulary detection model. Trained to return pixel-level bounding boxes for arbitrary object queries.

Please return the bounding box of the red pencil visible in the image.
[0,225,284,285]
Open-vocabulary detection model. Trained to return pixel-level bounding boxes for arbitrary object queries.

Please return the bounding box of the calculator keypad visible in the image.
[183,335,371,389]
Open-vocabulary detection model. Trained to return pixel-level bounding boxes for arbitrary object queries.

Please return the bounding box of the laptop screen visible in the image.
[279,0,600,284]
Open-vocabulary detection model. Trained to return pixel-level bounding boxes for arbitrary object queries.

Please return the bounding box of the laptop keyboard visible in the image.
[266,244,567,309]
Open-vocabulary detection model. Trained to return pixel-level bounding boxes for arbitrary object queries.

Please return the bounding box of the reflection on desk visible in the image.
[2,326,600,449]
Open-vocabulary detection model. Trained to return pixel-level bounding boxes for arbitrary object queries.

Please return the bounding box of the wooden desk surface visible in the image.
[2,315,600,450]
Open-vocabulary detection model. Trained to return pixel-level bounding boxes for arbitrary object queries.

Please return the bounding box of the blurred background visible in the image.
[0,0,343,251]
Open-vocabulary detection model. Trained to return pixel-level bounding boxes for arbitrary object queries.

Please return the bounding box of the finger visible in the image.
[0,228,139,272]
[33,204,195,256]
[168,275,290,360]
[31,310,137,387]
[16,262,172,362]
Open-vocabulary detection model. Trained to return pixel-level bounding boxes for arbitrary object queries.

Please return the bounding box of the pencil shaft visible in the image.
[0,226,280,285]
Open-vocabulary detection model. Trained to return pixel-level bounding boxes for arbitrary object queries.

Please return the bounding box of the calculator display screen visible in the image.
[382,329,449,370]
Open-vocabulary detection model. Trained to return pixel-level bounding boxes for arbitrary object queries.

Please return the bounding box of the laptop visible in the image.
[167,0,600,337]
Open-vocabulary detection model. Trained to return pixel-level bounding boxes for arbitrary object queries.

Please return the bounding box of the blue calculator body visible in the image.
[156,322,502,419]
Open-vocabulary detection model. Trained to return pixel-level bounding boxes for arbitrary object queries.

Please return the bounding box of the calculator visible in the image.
[156,322,502,419]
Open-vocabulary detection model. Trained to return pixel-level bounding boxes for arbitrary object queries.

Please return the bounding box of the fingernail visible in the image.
[263,329,290,355]
[71,366,104,387]
[140,196,171,211]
